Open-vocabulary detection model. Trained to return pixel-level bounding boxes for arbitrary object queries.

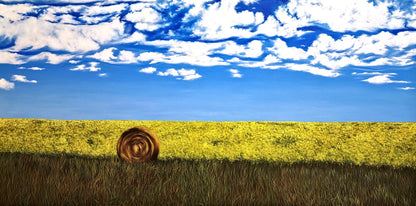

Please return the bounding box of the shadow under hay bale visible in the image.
[117,126,160,163]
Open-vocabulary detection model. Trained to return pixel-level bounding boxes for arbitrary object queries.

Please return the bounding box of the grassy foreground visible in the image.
[1,119,416,167]
[1,152,415,205]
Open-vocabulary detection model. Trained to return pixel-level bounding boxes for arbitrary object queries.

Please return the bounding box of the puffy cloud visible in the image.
[87,48,117,62]
[28,52,74,64]
[87,48,137,64]
[0,3,34,22]
[11,75,37,83]
[306,31,416,69]
[116,32,146,44]
[139,67,157,74]
[219,40,263,58]
[229,69,242,78]
[157,68,179,77]
[0,5,125,53]
[157,68,202,80]
[0,78,15,90]
[269,38,308,60]
[256,11,306,38]
[0,51,25,64]
[118,50,137,64]
[284,0,404,32]
[70,62,101,72]
[191,0,264,40]
[98,73,108,77]
[125,3,161,31]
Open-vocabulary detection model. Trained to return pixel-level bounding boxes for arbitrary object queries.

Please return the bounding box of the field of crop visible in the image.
[1,118,416,205]
[1,118,415,167]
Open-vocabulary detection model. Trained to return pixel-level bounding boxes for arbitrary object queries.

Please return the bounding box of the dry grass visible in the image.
[1,152,415,205]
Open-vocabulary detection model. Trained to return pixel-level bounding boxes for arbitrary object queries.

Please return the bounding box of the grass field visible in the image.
[1,119,416,205]
[1,152,415,205]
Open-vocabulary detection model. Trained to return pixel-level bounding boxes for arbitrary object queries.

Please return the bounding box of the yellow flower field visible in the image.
[0,119,415,168]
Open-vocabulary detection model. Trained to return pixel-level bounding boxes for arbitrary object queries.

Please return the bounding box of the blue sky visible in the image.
[0,0,415,121]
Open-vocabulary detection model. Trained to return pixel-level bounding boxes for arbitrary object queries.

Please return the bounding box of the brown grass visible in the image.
[116,127,160,163]
[1,152,415,205]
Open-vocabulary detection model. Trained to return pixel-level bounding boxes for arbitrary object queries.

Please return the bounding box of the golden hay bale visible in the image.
[117,126,160,163]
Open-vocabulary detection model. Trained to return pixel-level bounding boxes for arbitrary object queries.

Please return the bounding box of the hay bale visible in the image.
[117,127,160,163]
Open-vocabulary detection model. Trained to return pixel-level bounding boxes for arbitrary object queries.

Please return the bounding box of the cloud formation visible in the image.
[229,69,242,78]
[0,0,415,88]
[139,67,157,74]
[353,72,411,84]
[0,78,15,90]
[11,75,37,83]
[70,62,101,72]
[157,68,202,80]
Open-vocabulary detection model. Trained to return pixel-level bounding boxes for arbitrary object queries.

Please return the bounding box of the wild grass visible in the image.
[1,152,415,205]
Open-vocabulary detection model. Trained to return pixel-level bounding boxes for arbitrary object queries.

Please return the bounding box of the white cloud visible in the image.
[191,0,264,40]
[352,72,383,76]
[235,54,282,69]
[256,11,306,38]
[125,4,161,31]
[0,51,25,64]
[98,73,108,77]
[0,3,34,22]
[284,0,404,32]
[11,75,37,83]
[118,50,137,64]
[137,51,228,67]
[399,87,415,90]
[18,66,45,71]
[117,32,146,44]
[229,69,242,78]
[88,48,117,62]
[305,31,416,69]
[70,62,101,72]
[84,4,127,16]
[28,52,74,64]
[269,38,308,60]
[0,5,125,53]
[0,78,15,90]
[358,73,411,84]
[139,67,157,74]
[285,63,340,78]
[87,48,137,64]
[157,68,179,77]
[309,31,416,58]
[219,40,263,58]
[69,60,80,64]
[157,68,202,80]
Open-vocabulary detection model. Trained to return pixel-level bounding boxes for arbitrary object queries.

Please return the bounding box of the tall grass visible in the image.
[1,152,415,205]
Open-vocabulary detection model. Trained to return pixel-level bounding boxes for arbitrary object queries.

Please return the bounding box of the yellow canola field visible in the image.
[1,119,415,168]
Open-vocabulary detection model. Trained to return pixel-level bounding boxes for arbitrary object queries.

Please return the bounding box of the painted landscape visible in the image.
[1,0,416,204]
[1,119,415,205]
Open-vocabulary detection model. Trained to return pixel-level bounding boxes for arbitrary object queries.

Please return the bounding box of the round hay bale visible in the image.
[117,126,160,163]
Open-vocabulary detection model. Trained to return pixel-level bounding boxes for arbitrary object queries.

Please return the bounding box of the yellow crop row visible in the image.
[0,119,415,168]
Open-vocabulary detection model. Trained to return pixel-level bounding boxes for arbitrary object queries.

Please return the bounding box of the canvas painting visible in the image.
[1,0,415,204]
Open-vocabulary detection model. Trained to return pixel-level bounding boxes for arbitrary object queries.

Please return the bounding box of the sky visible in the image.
[0,0,415,122]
